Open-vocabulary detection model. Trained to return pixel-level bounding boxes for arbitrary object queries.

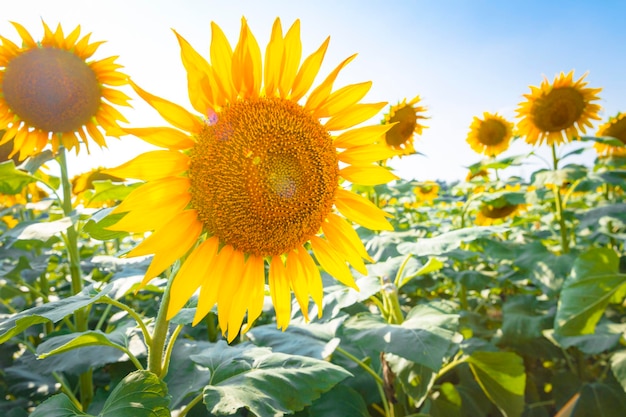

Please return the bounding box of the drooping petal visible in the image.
[269,256,291,330]
[295,248,323,317]
[216,249,245,341]
[286,249,311,320]
[326,213,373,262]
[167,237,220,320]
[104,150,189,181]
[240,255,267,333]
[193,244,237,325]
[322,216,368,275]
[310,236,358,289]
[335,188,393,231]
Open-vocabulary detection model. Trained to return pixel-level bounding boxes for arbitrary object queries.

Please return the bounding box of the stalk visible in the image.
[550,144,570,253]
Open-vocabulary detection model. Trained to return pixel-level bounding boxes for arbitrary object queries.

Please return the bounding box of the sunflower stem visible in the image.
[58,146,94,410]
[148,271,175,378]
[550,144,570,253]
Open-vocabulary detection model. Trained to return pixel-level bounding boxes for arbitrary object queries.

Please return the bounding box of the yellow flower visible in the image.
[413,181,439,203]
[475,203,523,226]
[466,112,513,157]
[515,71,601,146]
[466,168,490,182]
[71,167,125,208]
[0,21,130,160]
[382,96,427,155]
[593,113,626,157]
[106,18,396,341]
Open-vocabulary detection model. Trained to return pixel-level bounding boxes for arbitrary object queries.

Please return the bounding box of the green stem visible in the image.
[148,272,175,377]
[178,393,204,417]
[161,324,183,378]
[393,254,413,288]
[52,372,81,409]
[99,297,152,346]
[550,144,570,253]
[58,146,93,409]
[436,355,467,380]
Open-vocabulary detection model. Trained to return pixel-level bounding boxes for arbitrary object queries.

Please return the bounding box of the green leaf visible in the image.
[0,284,112,343]
[191,341,351,416]
[23,150,56,174]
[580,135,626,147]
[306,385,370,417]
[397,226,508,256]
[430,382,462,417]
[397,257,444,289]
[384,353,437,408]
[37,331,129,359]
[501,295,553,345]
[572,382,626,417]
[554,248,626,337]
[610,350,626,394]
[30,394,91,417]
[83,208,129,241]
[339,301,460,372]
[89,180,141,205]
[466,351,526,417]
[0,160,37,194]
[577,203,626,230]
[7,217,73,242]
[99,370,170,417]
[532,166,587,187]
[164,341,212,410]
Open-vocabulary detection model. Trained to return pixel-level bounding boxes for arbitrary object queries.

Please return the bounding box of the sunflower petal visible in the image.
[295,248,323,317]
[104,150,189,181]
[310,236,358,289]
[278,20,302,99]
[335,188,393,230]
[305,54,357,111]
[263,18,284,97]
[174,30,215,113]
[130,81,203,133]
[340,164,399,185]
[324,102,387,131]
[290,36,330,102]
[209,22,235,103]
[314,81,372,119]
[269,256,291,330]
[10,22,36,48]
[167,237,220,320]
[326,213,373,262]
[338,143,398,165]
[216,249,245,341]
[240,255,266,333]
[123,127,195,150]
[322,215,369,274]
[286,249,311,321]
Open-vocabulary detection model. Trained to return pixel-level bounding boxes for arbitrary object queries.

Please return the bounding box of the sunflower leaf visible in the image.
[30,393,92,417]
[397,226,508,256]
[190,341,351,416]
[0,160,38,195]
[98,370,170,417]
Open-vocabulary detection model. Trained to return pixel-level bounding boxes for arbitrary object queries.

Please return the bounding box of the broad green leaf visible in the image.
[548,322,624,354]
[7,217,73,241]
[246,320,343,360]
[306,385,370,417]
[30,393,91,417]
[37,331,129,359]
[164,341,212,410]
[83,208,128,240]
[577,203,626,230]
[397,257,444,289]
[0,284,112,343]
[339,301,460,372]
[554,248,626,337]
[397,226,508,256]
[467,351,526,417]
[580,135,625,147]
[501,295,553,345]
[610,350,626,394]
[430,382,462,417]
[532,166,587,187]
[318,275,381,319]
[384,352,437,407]
[23,150,55,174]
[99,370,170,417]
[89,180,141,204]
[191,341,351,416]
[572,382,626,417]
[0,160,37,194]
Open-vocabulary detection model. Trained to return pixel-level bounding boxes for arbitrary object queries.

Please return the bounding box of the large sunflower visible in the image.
[106,18,396,341]
[0,21,130,160]
[382,95,427,155]
[466,112,513,157]
[515,71,601,146]
[593,113,626,157]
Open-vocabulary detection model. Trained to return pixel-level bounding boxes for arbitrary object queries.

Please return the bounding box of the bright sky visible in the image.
[3,0,626,182]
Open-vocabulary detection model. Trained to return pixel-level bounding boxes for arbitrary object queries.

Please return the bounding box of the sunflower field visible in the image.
[1,17,626,417]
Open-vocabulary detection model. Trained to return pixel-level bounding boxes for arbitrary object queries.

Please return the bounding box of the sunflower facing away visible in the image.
[106,18,396,341]
[466,112,513,157]
[382,95,427,155]
[0,21,130,160]
[515,71,602,146]
[475,202,523,226]
[593,113,626,157]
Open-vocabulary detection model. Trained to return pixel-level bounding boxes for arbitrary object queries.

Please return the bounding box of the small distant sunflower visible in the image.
[106,18,395,341]
[475,203,523,226]
[466,168,490,182]
[382,95,427,155]
[516,71,602,146]
[71,167,125,208]
[413,181,439,203]
[593,113,626,157]
[466,112,513,157]
[0,21,130,160]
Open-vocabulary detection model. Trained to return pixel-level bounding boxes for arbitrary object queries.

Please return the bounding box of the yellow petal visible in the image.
[269,256,291,330]
[232,18,262,97]
[173,29,215,114]
[290,36,330,102]
[295,248,323,317]
[263,18,284,97]
[123,127,195,150]
[104,150,189,181]
[192,244,236,326]
[340,164,399,185]
[130,81,203,133]
[305,54,357,111]
[314,81,372,119]
[334,123,395,149]
[278,20,301,99]
[322,216,368,275]
[326,213,373,262]
[286,249,311,321]
[338,143,398,165]
[216,249,245,341]
[335,188,393,231]
[10,22,36,48]
[131,210,203,284]
[167,237,220,320]
[310,236,358,290]
[324,102,387,132]
[207,22,235,104]
[241,255,266,333]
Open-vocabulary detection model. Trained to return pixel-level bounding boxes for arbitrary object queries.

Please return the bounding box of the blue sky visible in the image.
[3,0,626,182]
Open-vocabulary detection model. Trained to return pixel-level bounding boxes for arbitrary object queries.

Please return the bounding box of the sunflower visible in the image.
[106,18,396,341]
[71,167,125,208]
[413,181,439,203]
[465,168,490,182]
[593,113,626,157]
[475,203,523,226]
[466,112,513,157]
[382,95,427,155]
[515,71,602,146]
[0,21,130,160]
